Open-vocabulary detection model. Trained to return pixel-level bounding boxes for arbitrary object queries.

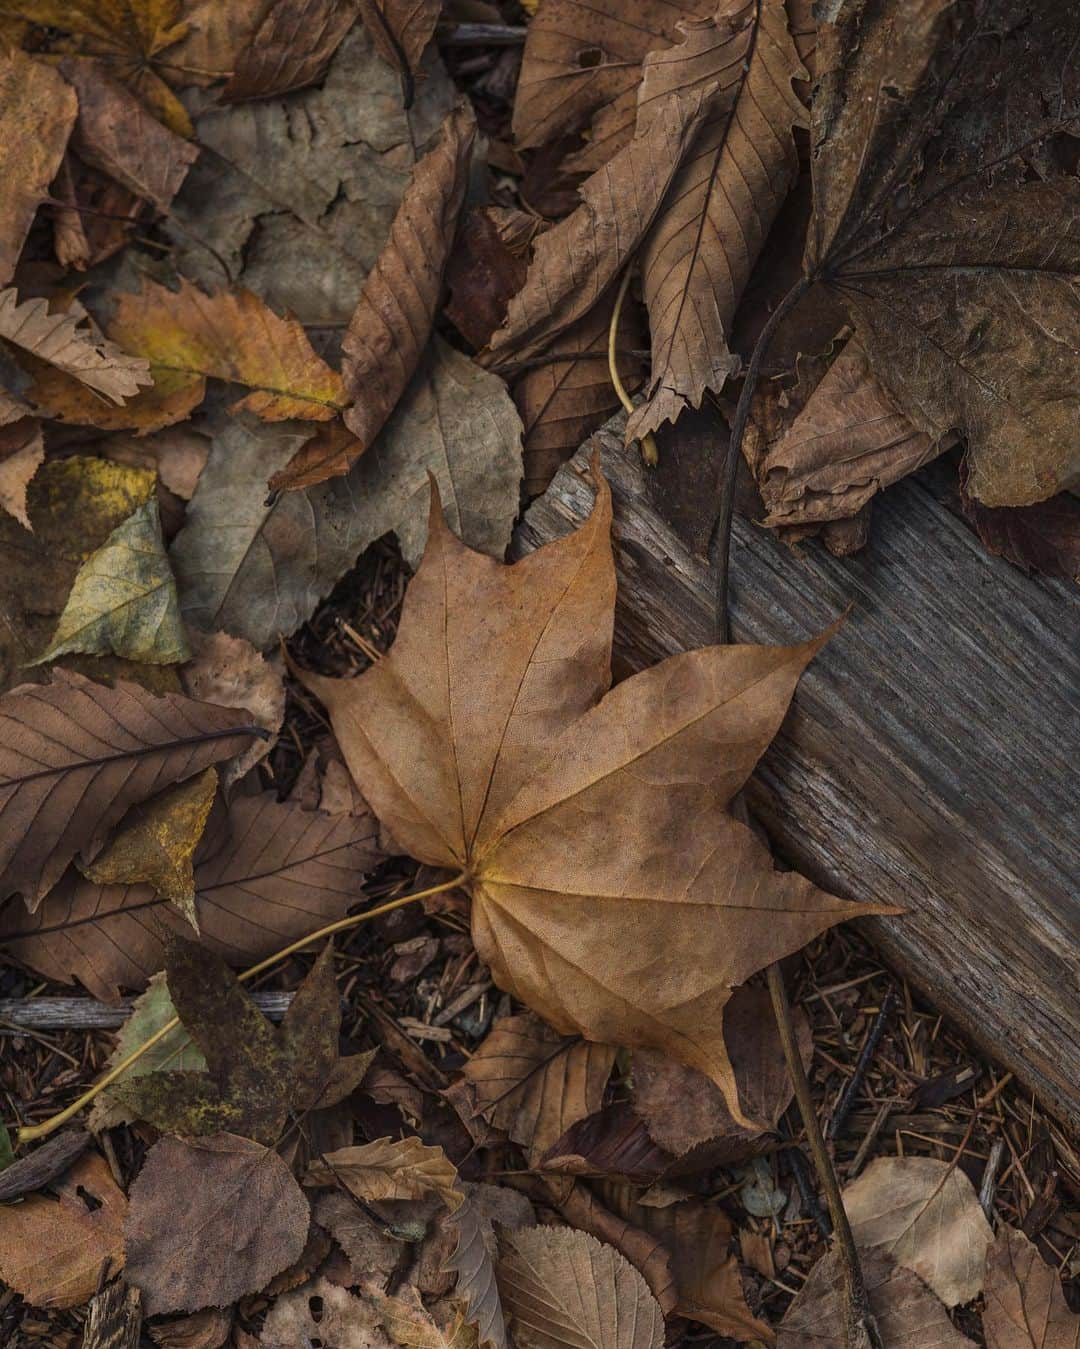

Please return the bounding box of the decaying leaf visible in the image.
[982,1225,1080,1348]
[124,1133,310,1315]
[358,0,440,81]
[497,1226,665,1349]
[486,89,711,371]
[456,1011,615,1165]
[301,466,887,1118]
[0,416,43,528]
[0,788,380,1000]
[262,1277,395,1349]
[0,1151,126,1309]
[842,1156,994,1307]
[34,496,189,665]
[778,1248,975,1347]
[79,768,217,926]
[0,670,257,909]
[306,1137,464,1212]
[0,51,77,283]
[109,279,347,423]
[180,630,284,784]
[366,1282,478,1349]
[0,289,152,403]
[148,1306,232,1348]
[313,1191,406,1285]
[222,0,360,102]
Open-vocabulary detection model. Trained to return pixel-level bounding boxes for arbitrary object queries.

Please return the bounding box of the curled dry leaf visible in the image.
[0,288,151,403]
[180,630,284,785]
[272,103,476,492]
[0,670,257,910]
[456,1011,615,1166]
[306,1137,464,1212]
[222,0,359,102]
[445,208,530,351]
[301,466,887,1119]
[485,89,711,372]
[34,496,190,666]
[0,51,76,283]
[0,1151,126,1309]
[148,1306,233,1348]
[262,1276,395,1349]
[842,1155,994,1308]
[0,788,380,1001]
[497,1226,665,1349]
[982,1225,1080,1348]
[124,1133,310,1316]
[0,416,43,528]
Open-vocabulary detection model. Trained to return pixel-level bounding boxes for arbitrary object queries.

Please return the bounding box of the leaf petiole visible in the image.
[608,268,659,468]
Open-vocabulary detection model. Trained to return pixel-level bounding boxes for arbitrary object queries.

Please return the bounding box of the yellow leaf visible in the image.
[29,454,156,561]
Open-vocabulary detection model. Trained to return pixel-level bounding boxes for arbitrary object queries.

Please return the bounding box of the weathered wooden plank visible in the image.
[514,420,1080,1131]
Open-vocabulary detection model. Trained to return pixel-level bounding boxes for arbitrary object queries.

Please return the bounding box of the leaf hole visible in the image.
[575,47,604,68]
[76,1184,103,1212]
[308,1294,324,1323]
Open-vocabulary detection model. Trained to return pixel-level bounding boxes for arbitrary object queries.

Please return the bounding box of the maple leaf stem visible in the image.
[14,871,468,1145]
[609,267,658,467]
[708,273,813,641]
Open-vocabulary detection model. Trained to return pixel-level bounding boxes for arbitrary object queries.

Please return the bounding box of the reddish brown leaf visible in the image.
[539,1102,674,1184]
[222,0,360,101]
[961,474,1080,583]
[359,0,442,80]
[445,208,529,350]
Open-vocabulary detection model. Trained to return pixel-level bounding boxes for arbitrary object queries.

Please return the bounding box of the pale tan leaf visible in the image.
[367,1282,478,1349]
[222,0,360,101]
[627,0,809,441]
[0,51,77,283]
[842,1156,994,1307]
[305,1137,464,1212]
[0,1152,126,1309]
[180,630,284,785]
[497,1226,664,1349]
[358,0,441,79]
[982,1225,1080,1349]
[0,288,151,403]
[272,102,476,491]
[262,1277,396,1349]
[313,1191,406,1284]
[457,1011,615,1165]
[0,417,43,528]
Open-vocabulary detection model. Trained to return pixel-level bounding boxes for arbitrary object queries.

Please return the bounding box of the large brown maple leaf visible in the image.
[301,464,890,1120]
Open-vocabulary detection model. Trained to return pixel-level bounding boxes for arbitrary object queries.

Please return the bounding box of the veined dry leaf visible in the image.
[0,417,43,528]
[842,1156,993,1307]
[306,1136,464,1212]
[60,58,198,213]
[626,0,809,442]
[29,359,205,436]
[180,630,284,784]
[539,1102,673,1185]
[300,466,886,1119]
[0,1152,126,1309]
[456,1011,615,1166]
[445,1187,535,1349]
[806,0,1080,505]
[358,0,441,81]
[124,1132,310,1315]
[110,279,347,422]
[79,768,217,926]
[486,90,710,372]
[0,670,257,910]
[161,0,262,83]
[497,1226,664,1349]
[778,1249,975,1347]
[34,496,190,665]
[0,386,33,426]
[0,789,380,1000]
[367,1282,478,1349]
[222,0,360,102]
[0,288,151,403]
[982,1225,1080,1348]
[272,103,475,491]
[263,1277,395,1349]
[0,51,76,284]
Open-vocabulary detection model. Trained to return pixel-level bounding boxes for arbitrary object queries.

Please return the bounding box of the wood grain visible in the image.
[515,419,1080,1131]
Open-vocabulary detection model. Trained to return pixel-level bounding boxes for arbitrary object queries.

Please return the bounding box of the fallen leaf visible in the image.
[34,495,190,665]
[367,1282,478,1349]
[359,0,441,81]
[28,356,206,436]
[0,1151,126,1309]
[456,1011,615,1165]
[306,1136,464,1212]
[0,416,43,527]
[0,51,76,283]
[443,1192,513,1349]
[180,630,285,784]
[60,57,198,213]
[272,103,476,491]
[842,1156,994,1307]
[627,0,809,441]
[263,1277,395,1349]
[982,1225,1080,1348]
[806,0,1080,505]
[222,0,360,102]
[0,670,257,909]
[51,153,139,272]
[300,466,886,1117]
[538,1102,673,1185]
[960,478,1080,584]
[497,1226,664,1349]
[79,768,218,926]
[149,1306,233,1349]
[0,1128,91,1203]
[313,1191,406,1284]
[109,279,347,422]
[445,208,530,351]
[486,90,709,371]
[114,938,366,1143]
[0,288,152,402]
[0,788,380,1000]
[778,1248,975,1347]
[124,1132,310,1315]
[161,0,262,82]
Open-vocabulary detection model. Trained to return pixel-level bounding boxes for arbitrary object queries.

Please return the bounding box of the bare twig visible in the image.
[828,988,898,1140]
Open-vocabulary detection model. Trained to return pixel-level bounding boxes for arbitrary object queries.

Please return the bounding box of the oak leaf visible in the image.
[0,416,43,528]
[0,1151,126,1309]
[497,1226,664,1349]
[222,0,360,102]
[0,788,380,1000]
[0,670,258,910]
[300,465,886,1119]
[306,1137,464,1212]
[124,1132,310,1315]
[982,1225,1080,1348]
[0,51,77,283]
[272,103,476,491]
